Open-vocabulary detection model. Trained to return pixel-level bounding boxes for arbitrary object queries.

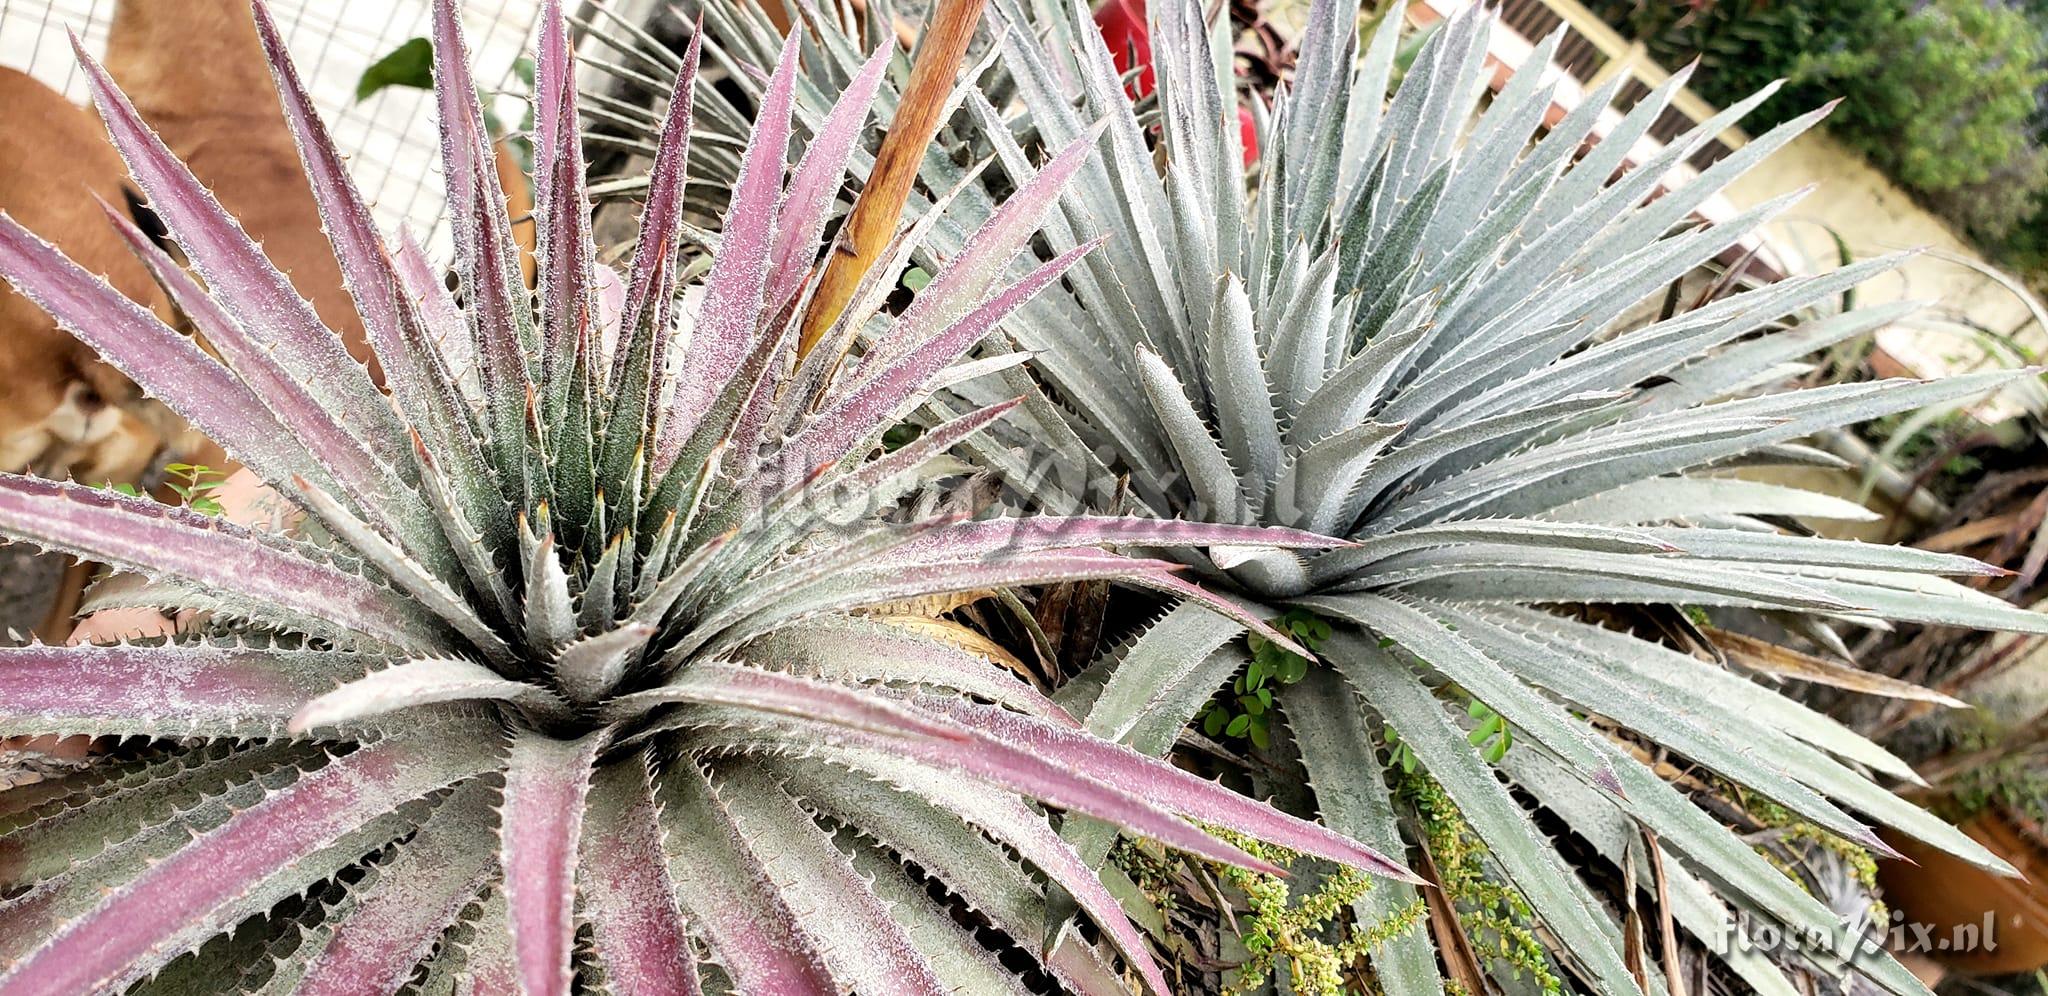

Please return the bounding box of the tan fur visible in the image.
[16,2,536,642]
[104,0,380,382]
[0,67,174,482]
[0,68,196,643]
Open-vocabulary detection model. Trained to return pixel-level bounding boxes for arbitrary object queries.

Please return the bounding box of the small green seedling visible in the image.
[1201,608,1332,748]
[162,463,227,516]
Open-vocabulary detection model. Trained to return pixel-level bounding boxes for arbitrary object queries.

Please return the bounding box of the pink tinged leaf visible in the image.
[748,618,1075,724]
[699,549,1175,655]
[768,157,999,425]
[467,163,540,486]
[531,0,574,158]
[875,527,1304,659]
[932,700,1421,883]
[714,767,950,994]
[251,7,493,510]
[0,213,307,488]
[764,40,894,312]
[554,623,657,704]
[532,0,595,416]
[293,786,499,996]
[689,512,973,646]
[655,292,801,506]
[996,816,1171,995]
[430,0,506,292]
[806,722,1283,875]
[290,476,515,666]
[431,0,534,477]
[736,549,1188,636]
[721,316,806,476]
[96,201,452,577]
[0,732,502,995]
[457,888,523,996]
[393,226,479,407]
[290,656,550,733]
[656,30,803,475]
[248,2,402,382]
[855,759,1170,996]
[656,760,837,995]
[789,239,1104,471]
[801,398,1022,507]
[0,643,335,738]
[0,474,448,653]
[873,122,1108,357]
[94,202,335,450]
[608,28,700,391]
[502,730,605,996]
[608,662,971,743]
[886,515,1351,565]
[594,32,701,497]
[580,754,699,996]
[4,758,343,902]
[622,528,733,632]
[390,232,501,510]
[1122,565,1315,658]
[71,35,407,468]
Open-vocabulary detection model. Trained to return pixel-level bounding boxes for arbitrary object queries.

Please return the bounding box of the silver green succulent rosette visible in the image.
[0,3,1430,993]
[599,0,2048,992]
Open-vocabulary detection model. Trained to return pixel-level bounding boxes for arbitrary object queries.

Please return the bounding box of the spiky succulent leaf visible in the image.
[0,3,1402,993]
[626,0,2048,991]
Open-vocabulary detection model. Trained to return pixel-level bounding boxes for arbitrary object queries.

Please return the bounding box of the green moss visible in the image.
[1948,753,2048,825]
[1740,788,1886,922]
[1937,716,2048,825]
[1205,831,1427,996]
[1393,770,1561,994]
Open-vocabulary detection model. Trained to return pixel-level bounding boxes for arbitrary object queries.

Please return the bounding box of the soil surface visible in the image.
[0,545,58,642]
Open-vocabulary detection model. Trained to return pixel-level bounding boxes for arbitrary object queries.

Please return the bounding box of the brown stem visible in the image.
[1411,833,1489,994]
[795,0,989,358]
[1640,827,1687,996]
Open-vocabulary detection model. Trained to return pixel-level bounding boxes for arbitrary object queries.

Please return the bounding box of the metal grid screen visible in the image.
[0,0,540,259]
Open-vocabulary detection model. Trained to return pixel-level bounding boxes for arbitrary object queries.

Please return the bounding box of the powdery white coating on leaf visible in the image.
[291,785,499,996]
[0,643,330,736]
[0,476,445,653]
[580,754,701,996]
[711,767,951,994]
[290,656,543,733]
[72,32,409,472]
[597,0,2048,991]
[0,2,1412,992]
[501,731,604,996]
[0,733,499,993]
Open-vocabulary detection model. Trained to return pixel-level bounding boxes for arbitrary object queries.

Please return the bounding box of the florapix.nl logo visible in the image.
[1712,908,2001,961]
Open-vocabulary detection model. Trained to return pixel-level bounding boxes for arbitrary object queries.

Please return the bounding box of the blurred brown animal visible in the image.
[10,3,541,645]
[0,67,199,642]
[105,0,539,363]
[0,67,175,485]
[104,0,381,381]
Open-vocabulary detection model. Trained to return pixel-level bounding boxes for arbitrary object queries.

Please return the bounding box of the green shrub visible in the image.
[1593,0,2048,238]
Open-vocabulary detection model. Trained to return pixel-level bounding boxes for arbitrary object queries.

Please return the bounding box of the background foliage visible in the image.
[1590,0,2048,263]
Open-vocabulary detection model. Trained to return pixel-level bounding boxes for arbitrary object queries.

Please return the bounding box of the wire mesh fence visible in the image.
[0,0,541,259]
[0,0,548,637]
